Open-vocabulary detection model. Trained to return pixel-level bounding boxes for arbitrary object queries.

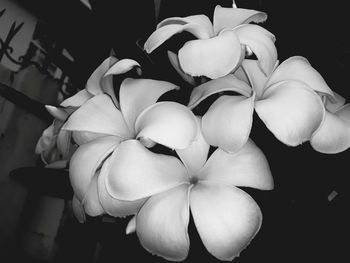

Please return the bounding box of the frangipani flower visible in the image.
[104,118,273,261]
[188,56,337,153]
[63,60,198,222]
[144,1,277,80]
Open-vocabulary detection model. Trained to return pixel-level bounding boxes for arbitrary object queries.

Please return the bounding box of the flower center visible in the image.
[189,176,199,185]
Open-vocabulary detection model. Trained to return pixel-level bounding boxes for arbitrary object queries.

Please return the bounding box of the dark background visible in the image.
[6,0,350,262]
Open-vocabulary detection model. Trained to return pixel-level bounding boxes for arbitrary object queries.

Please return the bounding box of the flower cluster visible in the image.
[36,1,350,262]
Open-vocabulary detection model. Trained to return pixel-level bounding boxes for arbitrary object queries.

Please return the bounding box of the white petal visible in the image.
[235,24,277,76]
[136,185,190,261]
[167,51,196,85]
[83,175,105,217]
[120,78,178,134]
[105,140,189,201]
[213,5,267,35]
[72,195,86,223]
[190,182,262,261]
[104,59,141,76]
[176,117,210,175]
[200,139,273,190]
[324,91,346,113]
[126,216,136,235]
[188,74,252,109]
[178,30,242,79]
[60,89,93,108]
[266,56,335,99]
[202,95,254,153]
[98,157,146,217]
[45,105,69,122]
[311,104,350,153]
[62,94,131,139]
[69,136,121,201]
[255,80,325,146]
[135,102,198,150]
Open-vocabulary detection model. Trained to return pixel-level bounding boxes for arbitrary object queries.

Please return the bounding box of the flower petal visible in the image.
[104,59,141,76]
[200,139,273,190]
[324,91,346,113]
[213,5,267,35]
[178,30,242,79]
[266,56,335,99]
[135,102,198,150]
[60,89,93,108]
[69,136,121,201]
[72,195,86,223]
[255,80,325,146]
[311,104,350,153]
[82,174,105,217]
[188,74,252,109]
[45,105,69,122]
[235,24,277,76]
[120,78,178,134]
[167,51,196,85]
[190,182,262,261]
[136,185,190,261]
[62,94,131,139]
[202,95,254,153]
[240,59,279,99]
[126,216,136,235]
[98,157,146,217]
[176,117,210,176]
[144,21,212,54]
[105,140,188,201]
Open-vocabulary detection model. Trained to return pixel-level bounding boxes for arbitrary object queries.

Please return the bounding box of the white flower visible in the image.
[103,118,273,261]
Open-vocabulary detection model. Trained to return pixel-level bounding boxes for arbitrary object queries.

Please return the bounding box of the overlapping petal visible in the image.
[98,157,146,217]
[62,94,131,139]
[135,102,198,149]
[234,24,277,76]
[202,95,255,153]
[265,56,335,99]
[104,59,141,77]
[119,78,178,133]
[311,104,350,153]
[82,175,105,217]
[178,30,242,79]
[190,182,262,261]
[105,140,189,201]
[136,185,190,261]
[200,139,273,190]
[213,5,267,35]
[167,51,196,85]
[188,74,252,109]
[255,81,325,146]
[60,89,93,108]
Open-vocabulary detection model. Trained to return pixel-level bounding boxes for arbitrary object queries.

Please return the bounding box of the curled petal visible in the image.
[324,91,346,113]
[311,104,350,153]
[178,30,242,79]
[56,130,73,158]
[144,22,212,54]
[36,124,56,155]
[255,81,325,146]
[176,117,210,176]
[202,95,254,153]
[72,195,86,223]
[104,59,141,76]
[135,102,198,150]
[105,140,188,201]
[213,5,267,35]
[82,175,105,217]
[45,105,69,122]
[167,51,196,85]
[240,59,279,99]
[200,139,273,190]
[120,78,178,134]
[188,74,252,109]
[126,216,136,235]
[60,89,93,108]
[69,136,121,201]
[63,95,131,139]
[98,157,146,217]
[235,24,277,76]
[266,56,335,99]
[190,182,262,261]
[136,185,190,261]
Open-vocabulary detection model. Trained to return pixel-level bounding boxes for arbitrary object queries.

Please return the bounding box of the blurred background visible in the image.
[0,0,349,262]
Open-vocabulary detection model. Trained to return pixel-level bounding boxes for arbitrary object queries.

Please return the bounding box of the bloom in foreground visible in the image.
[187,56,342,153]
[144,2,277,79]
[63,62,198,222]
[103,118,274,261]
